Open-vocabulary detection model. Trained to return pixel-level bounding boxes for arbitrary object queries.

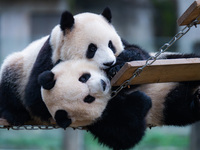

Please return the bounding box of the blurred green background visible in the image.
[0,126,191,150]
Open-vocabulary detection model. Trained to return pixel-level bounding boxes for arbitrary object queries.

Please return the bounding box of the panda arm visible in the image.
[159,53,200,59]
[107,41,150,79]
[87,90,152,150]
[24,38,53,121]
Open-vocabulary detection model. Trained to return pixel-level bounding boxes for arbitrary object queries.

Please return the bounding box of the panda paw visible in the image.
[107,64,123,79]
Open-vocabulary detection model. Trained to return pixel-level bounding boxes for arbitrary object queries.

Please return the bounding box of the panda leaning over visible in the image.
[0,8,124,125]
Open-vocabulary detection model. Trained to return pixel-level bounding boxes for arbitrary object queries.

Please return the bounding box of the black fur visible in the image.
[86,43,97,59]
[55,110,72,129]
[87,90,152,150]
[107,40,150,79]
[161,53,200,59]
[24,37,53,122]
[0,68,31,125]
[164,81,200,126]
[108,40,200,127]
[60,11,74,33]
[38,71,56,90]
[102,7,112,23]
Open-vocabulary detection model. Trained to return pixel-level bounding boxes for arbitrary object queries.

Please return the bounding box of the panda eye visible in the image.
[86,43,97,59]
[84,95,95,103]
[108,41,116,54]
[79,73,91,83]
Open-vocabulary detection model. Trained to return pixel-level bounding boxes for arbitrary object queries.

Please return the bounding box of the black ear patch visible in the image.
[102,7,112,23]
[60,11,74,32]
[38,71,56,90]
[55,110,72,129]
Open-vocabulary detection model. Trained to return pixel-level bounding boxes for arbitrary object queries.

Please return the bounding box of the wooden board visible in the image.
[177,0,200,26]
[111,58,200,86]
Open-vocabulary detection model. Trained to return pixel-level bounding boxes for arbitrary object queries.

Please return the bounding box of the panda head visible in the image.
[38,60,111,129]
[50,8,124,69]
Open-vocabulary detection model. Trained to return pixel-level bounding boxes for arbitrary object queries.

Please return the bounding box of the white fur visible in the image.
[0,36,48,101]
[41,60,111,127]
[129,82,178,126]
[50,12,124,68]
[0,10,123,104]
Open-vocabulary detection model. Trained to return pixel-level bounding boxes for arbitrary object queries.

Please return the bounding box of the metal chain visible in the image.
[0,125,60,130]
[111,15,200,98]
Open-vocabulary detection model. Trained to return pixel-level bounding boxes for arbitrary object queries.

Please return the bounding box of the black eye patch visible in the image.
[108,40,116,54]
[79,73,91,83]
[86,43,97,59]
[84,95,95,103]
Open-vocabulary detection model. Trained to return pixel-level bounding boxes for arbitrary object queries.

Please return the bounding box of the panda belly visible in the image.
[134,83,178,126]
[133,82,200,127]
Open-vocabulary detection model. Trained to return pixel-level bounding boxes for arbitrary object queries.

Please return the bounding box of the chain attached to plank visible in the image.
[111,15,200,98]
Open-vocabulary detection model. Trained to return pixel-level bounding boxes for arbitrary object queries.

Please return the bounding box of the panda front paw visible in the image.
[107,64,124,79]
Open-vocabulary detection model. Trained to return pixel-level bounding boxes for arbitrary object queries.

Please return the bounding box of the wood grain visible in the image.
[177,0,200,26]
[111,58,200,86]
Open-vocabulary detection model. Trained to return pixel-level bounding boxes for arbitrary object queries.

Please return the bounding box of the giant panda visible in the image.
[106,40,200,127]
[0,8,124,125]
[38,59,111,128]
[38,59,152,150]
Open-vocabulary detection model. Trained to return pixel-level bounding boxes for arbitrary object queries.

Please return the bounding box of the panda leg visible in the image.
[164,82,200,126]
[0,86,31,125]
[0,68,31,125]
[88,91,152,150]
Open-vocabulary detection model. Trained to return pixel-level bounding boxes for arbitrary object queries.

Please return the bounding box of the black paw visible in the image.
[107,64,123,79]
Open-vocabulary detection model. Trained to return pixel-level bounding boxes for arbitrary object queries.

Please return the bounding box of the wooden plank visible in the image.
[111,58,200,86]
[177,0,200,26]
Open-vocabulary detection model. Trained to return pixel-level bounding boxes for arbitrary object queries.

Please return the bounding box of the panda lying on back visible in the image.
[39,59,152,150]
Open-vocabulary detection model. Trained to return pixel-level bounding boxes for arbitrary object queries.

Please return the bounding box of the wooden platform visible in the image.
[178,0,200,26]
[111,58,200,86]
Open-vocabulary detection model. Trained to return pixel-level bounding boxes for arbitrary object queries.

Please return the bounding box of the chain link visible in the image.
[111,15,200,98]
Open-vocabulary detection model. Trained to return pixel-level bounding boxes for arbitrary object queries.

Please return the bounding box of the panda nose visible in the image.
[103,61,114,67]
[101,79,107,91]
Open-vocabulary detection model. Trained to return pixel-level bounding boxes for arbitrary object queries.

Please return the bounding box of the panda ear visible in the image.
[38,71,56,90]
[60,11,74,32]
[55,110,72,129]
[102,7,112,23]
